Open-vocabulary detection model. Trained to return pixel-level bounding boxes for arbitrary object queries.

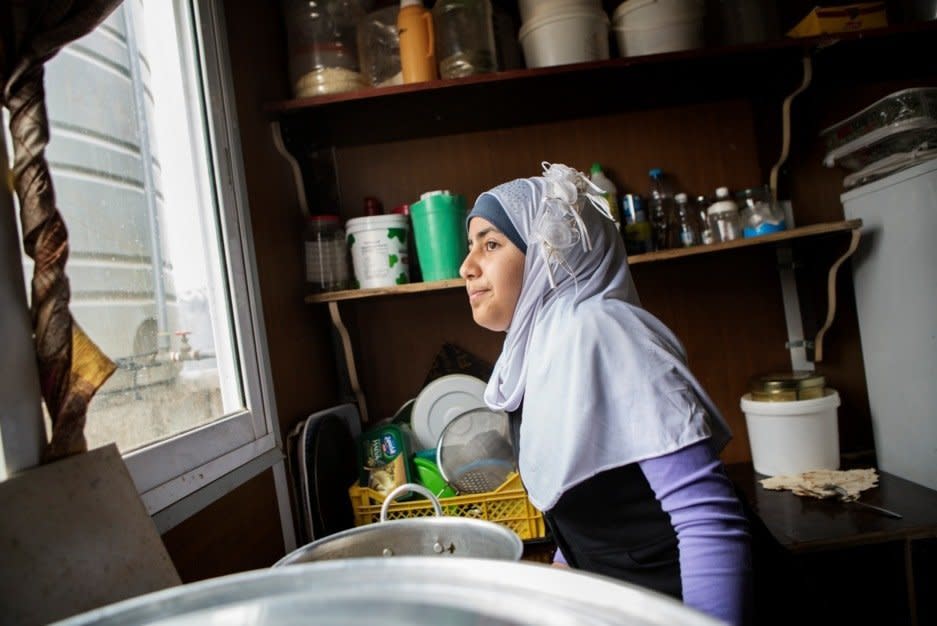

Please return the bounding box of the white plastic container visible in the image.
[345,214,410,289]
[612,0,705,57]
[518,8,610,68]
[740,389,841,477]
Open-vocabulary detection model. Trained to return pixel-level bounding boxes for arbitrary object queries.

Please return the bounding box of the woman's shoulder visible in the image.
[570,298,687,358]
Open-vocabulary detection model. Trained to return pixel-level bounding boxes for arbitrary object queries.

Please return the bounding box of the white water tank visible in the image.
[841,157,937,491]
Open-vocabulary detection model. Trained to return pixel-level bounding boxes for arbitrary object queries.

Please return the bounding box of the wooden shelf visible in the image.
[627,219,861,265]
[305,278,466,303]
[268,22,937,148]
[304,220,861,303]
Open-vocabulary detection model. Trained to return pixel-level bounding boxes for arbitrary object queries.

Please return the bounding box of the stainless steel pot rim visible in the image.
[55,557,723,626]
[273,515,524,567]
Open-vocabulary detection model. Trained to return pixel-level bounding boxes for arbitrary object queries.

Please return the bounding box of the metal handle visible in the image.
[380,483,442,522]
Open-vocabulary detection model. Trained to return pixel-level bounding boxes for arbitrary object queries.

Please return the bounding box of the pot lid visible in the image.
[56,558,722,626]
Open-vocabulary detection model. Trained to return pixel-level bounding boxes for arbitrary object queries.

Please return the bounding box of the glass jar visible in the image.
[707,186,743,242]
[304,214,350,292]
[432,0,498,79]
[357,4,402,87]
[738,185,786,238]
[283,0,367,97]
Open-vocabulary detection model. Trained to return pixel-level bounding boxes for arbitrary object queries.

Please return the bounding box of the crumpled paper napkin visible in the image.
[760,468,879,501]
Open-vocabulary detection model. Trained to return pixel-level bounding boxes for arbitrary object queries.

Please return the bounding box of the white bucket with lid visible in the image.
[519,8,610,68]
[346,214,410,289]
[740,389,841,477]
[612,0,704,57]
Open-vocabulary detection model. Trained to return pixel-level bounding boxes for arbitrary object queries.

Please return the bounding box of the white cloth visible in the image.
[479,163,732,510]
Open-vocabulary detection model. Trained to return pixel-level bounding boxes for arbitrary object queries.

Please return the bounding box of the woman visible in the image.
[459,163,751,625]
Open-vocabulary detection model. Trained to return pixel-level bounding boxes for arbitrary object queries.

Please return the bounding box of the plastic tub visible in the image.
[740,389,841,476]
[345,214,410,289]
[519,8,610,68]
[612,0,704,56]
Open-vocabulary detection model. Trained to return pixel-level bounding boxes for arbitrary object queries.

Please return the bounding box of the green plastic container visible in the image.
[412,456,457,498]
[409,191,468,281]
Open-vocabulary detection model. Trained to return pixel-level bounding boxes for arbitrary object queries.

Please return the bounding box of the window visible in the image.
[7,0,286,532]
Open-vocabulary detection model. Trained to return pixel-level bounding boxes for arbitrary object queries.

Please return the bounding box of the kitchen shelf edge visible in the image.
[304,220,862,304]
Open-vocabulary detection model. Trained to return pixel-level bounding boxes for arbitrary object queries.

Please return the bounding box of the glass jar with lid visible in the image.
[749,371,826,401]
[304,214,350,292]
[283,0,367,97]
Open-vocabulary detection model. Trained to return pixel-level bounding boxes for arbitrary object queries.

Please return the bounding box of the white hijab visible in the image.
[478,163,732,511]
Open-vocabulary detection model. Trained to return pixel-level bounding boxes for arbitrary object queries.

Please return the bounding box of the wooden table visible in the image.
[726,463,937,626]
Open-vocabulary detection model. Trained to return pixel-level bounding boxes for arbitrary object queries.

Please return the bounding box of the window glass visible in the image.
[20,1,245,454]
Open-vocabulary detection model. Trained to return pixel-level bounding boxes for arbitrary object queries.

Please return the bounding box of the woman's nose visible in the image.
[459,250,477,280]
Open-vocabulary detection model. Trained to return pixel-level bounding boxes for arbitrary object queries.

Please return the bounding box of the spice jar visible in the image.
[283,0,367,97]
[304,214,350,292]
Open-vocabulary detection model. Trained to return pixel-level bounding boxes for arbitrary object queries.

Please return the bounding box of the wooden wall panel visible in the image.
[334,99,763,218]
[162,470,283,583]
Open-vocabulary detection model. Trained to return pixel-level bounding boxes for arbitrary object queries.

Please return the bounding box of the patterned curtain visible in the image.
[1,0,122,462]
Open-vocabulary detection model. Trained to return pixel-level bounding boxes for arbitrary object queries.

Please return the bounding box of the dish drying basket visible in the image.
[347,471,546,541]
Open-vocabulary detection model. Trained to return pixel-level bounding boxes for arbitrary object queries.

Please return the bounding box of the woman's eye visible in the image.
[485,240,500,251]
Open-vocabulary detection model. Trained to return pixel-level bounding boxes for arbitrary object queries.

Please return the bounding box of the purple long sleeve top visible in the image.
[553,440,752,625]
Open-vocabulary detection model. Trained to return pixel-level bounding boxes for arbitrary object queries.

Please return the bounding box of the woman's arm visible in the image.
[638,440,752,626]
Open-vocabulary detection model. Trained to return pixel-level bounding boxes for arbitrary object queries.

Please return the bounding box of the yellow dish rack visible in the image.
[347,471,546,541]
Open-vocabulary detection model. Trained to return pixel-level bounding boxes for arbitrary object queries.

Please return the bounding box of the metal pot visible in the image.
[274,483,523,566]
[57,557,723,625]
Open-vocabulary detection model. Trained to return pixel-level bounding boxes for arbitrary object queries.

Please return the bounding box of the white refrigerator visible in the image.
[841,157,937,491]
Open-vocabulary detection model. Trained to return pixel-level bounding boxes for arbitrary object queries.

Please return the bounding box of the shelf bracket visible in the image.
[778,225,862,367]
[328,301,369,424]
[271,120,309,214]
[813,227,861,363]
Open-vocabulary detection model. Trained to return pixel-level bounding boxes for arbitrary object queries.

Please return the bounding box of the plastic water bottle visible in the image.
[673,193,699,247]
[648,168,671,251]
[696,195,715,244]
[589,162,620,228]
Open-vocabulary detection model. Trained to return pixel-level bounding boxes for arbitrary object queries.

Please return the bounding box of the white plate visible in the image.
[410,374,488,449]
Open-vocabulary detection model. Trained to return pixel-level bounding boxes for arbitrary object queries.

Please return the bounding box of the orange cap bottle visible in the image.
[397,0,438,83]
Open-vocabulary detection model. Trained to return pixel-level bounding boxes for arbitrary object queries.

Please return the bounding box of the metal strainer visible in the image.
[436,407,515,494]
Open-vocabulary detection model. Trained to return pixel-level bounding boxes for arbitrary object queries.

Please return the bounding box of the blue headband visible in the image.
[466,194,527,255]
